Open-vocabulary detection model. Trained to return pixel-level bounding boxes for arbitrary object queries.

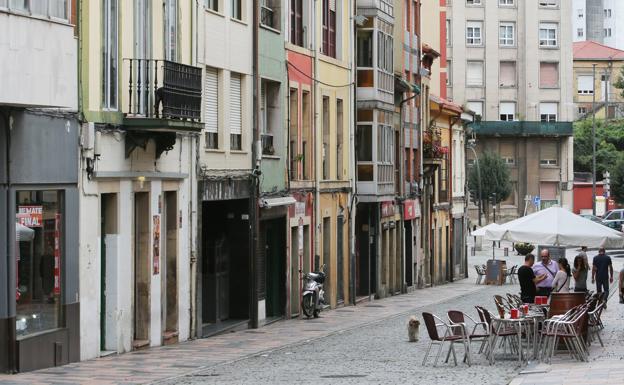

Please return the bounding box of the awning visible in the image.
[259,196,297,208]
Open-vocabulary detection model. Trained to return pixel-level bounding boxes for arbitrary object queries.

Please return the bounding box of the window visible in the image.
[540,102,557,122]
[302,90,311,179]
[289,88,298,179]
[604,28,612,37]
[206,0,218,12]
[322,0,337,58]
[16,190,64,337]
[539,0,557,8]
[578,106,587,115]
[336,99,343,179]
[231,0,242,20]
[322,96,330,179]
[501,142,515,166]
[577,28,584,38]
[357,30,373,67]
[467,0,481,5]
[499,61,516,87]
[467,101,483,118]
[290,0,303,46]
[577,75,594,94]
[499,0,514,5]
[102,0,118,110]
[539,23,557,47]
[539,143,558,166]
[230,73,243,150]
[604,9,612,18]
[260,80,280,155]
[446,19,451,46]
[466,21,483,46]
[467,61,484,86]
[577,9,583,18]
[377,30,394,73]
[204,67,219,149]
[499,22,515,46]
[447,60,452,85]
[4,0,68,19]
[357,125,373,162]
[499,102,515,121]
[261,0,280,30]
[164,0,178,61]
[539,62,559,88]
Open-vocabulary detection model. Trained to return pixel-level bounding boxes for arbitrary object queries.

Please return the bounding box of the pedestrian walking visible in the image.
[532,248,558,297]
[592,247,614,308]
[518,253,546,303]
[578,246,589,266]
[572,255,589,292]
[619,266,624,304]
[552,257,571,293]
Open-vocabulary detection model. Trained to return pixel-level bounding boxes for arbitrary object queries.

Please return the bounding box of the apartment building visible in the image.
[573,0,624,50]
[448,0,575,221]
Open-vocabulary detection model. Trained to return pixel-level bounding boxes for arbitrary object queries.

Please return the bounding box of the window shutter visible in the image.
[204,67,218,133]
[540,62,558,87]
[467,101,483,117]
[540,142,557,160]
[500,102,515,116]
[578,75,594,92]
[230,73,242,134]
[500,142,515,158]
[540,102,557,116]
[540,182,558,200]
[500,62,515,86]
[467,61,483,86]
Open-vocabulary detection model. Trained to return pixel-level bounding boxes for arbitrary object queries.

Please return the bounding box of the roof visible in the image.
[429,94,463,114]
[573,40,624,61]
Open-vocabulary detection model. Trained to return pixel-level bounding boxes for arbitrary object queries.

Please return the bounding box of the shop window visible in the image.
[16,190,64,337]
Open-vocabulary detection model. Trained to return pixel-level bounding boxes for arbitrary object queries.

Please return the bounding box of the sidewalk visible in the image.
[0,277,487,385]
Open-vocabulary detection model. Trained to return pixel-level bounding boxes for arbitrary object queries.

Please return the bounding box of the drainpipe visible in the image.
[348,0,357,306]
[250,0,260,329]
[313,0,320,269]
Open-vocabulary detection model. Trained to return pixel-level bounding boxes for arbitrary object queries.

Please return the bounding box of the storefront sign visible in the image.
[54,214,61,295]
[381,201,395,218]
[295,202,306,217]
[17,205,43,227]
[403,200,421,220]
[153,215,161,275]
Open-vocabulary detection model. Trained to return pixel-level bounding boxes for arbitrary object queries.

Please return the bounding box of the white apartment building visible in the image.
[573,0,624,50]
[447,0,574,220]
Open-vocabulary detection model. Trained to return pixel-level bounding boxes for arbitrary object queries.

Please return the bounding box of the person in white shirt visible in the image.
[552,257,571,293]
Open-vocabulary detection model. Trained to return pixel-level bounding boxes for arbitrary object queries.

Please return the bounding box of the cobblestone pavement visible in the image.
[1,245,622,385]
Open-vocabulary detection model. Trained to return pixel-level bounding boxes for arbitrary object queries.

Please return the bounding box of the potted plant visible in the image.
[514,242,535,256]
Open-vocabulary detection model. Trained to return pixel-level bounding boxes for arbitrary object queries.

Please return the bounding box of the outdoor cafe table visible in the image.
[488,312,544,366]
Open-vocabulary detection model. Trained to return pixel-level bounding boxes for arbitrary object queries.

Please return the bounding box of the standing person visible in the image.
[552,257,571,293]
[518,253,546,303]
[592,247,614,308]
[619,266,624,304]
[578,246,589,266]
[572,255,589,292]
[532,249,558,297]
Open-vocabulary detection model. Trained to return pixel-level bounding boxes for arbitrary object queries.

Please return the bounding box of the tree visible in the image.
[467,151,512,222]
[614,66,624,99]
[611,157,624,203]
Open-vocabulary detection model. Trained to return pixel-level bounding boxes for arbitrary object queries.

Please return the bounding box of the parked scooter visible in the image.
[300,264,326,318]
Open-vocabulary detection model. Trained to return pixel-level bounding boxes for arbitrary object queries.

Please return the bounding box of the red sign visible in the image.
[54,214,61,295]
[403,200,418,220]
[381,201,395,218]
[17,205,43,227]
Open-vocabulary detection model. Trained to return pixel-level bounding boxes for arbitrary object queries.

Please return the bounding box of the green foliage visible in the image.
[573,119,624,203]
[615,66,624,99]
[467,152,512,216]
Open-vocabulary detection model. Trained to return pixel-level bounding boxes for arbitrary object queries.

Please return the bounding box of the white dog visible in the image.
[407,316,420,342]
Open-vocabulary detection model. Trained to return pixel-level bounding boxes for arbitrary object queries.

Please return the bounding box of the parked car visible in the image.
[601,209,624,232]
[580,214,603,223]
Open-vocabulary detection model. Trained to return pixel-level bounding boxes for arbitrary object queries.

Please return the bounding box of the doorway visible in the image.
[322,217,331,305]
[336,215,344,304]
[163,191,178,343]
[100,193,118,352]
[134,192,150,347]
[404,220,413,287]
[265,218,286,318]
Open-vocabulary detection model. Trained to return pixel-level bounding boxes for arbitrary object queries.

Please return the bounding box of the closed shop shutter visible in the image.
[204,67,218,133]
[230,73,242,134]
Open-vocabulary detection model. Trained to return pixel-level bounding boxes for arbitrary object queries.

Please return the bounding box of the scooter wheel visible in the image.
[302,294,315,318]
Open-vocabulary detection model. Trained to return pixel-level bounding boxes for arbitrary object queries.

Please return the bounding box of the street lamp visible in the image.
[592,63,597,216]
[467,139,482,226]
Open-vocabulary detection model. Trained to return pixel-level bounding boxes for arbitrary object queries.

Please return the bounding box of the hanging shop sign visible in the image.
[153,215,161,275]
[17,205,43,227]
[381,201,396,218]
[403,199,421,220]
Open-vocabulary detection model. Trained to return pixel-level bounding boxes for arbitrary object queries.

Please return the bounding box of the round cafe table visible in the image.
[488,314,538,366]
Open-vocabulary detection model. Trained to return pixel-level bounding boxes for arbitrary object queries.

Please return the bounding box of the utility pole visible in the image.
[592,63,597,216]
[467,143,482,226]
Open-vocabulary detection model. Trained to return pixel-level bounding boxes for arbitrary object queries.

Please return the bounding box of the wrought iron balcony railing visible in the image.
[124,59,202,122]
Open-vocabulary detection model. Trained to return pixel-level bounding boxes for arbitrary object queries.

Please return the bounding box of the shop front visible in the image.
[1,111,80,372]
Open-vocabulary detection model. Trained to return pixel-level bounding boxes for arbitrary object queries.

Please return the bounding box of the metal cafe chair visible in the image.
[422,312,471,367]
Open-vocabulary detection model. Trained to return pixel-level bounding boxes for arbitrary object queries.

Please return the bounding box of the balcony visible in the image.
[356,0,394,22]
[123,59,203,132]
[469,121,573,137]
[423,128,447,161]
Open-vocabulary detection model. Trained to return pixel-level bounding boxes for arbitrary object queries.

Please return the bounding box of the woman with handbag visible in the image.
[552,257,571,293]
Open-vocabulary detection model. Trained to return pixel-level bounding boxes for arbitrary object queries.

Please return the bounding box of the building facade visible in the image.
[0,0,79,372]
[448,0,575,222]
[78,0,199,360]
[573,0,624,50]
[573,40,624,120]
